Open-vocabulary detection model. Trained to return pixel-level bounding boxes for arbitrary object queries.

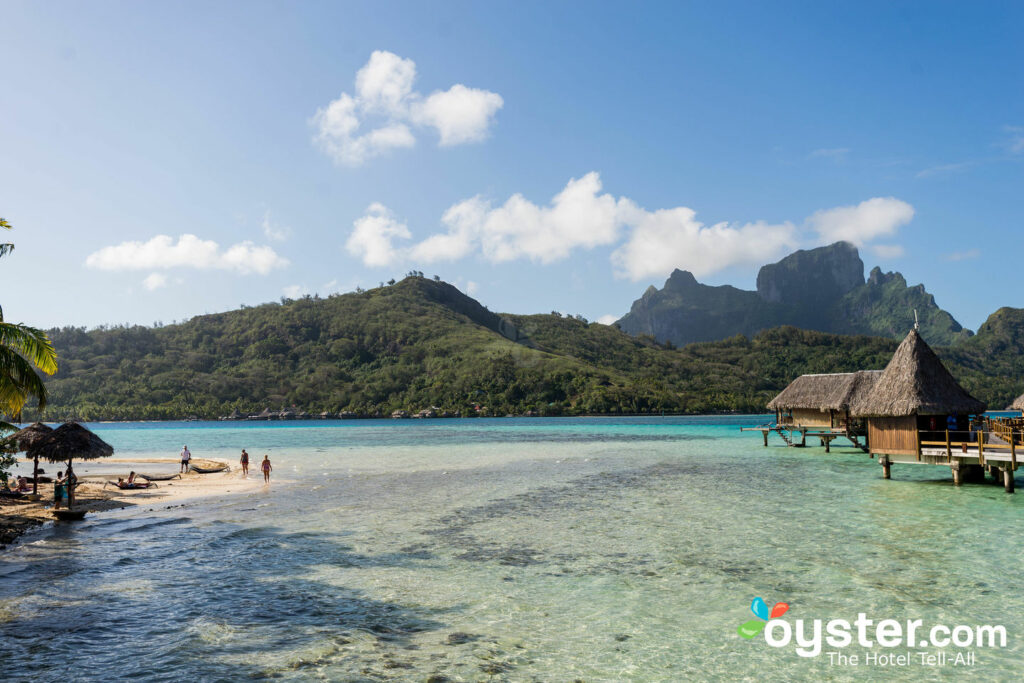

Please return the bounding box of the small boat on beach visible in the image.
[189,462,228,474]
[53,509,87,521]
[138,473,181,481]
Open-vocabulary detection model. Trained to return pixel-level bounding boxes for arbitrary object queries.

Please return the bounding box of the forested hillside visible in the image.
[26,276,1024,421]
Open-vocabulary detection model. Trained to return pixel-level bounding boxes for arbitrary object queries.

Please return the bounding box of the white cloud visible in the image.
[806,197,914,246]
[871,244,905,259]
[283,284,308,299]
[808,147,849,162]
[916,161,976,178]
[946,248,980,262]
[410,172,628,264]
[142,273,167,290]
[345,202,411,267]
[414,84,504,146]
[262,212,292,242]
[312,50,503,165]
[612,207,796,280]
[465,280,479,296]
[85,234,288,275]
[344,174,913,284]
[596,314,618,325]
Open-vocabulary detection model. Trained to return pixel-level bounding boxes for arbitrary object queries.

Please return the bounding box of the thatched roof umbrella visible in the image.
[850,329,986,417]
[27,423,114,508]
[3,422,53,495]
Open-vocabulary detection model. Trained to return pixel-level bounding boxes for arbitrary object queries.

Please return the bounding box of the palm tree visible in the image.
[1,217,57,427]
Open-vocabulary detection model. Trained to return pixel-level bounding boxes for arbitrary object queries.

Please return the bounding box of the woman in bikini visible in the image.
[261,455,272,483]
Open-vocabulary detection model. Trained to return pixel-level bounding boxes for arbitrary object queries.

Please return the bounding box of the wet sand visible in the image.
[1,458,266,547]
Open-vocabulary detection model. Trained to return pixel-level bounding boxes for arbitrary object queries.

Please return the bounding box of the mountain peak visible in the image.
[756,241,864,305]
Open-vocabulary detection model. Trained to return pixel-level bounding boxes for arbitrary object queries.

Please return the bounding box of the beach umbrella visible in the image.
[2,422,53,495]
[27,422,114,508]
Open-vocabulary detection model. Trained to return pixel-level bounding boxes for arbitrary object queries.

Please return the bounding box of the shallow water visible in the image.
[2,417,1022,681]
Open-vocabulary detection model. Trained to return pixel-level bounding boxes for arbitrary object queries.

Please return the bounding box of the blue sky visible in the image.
[1,0,1021,332]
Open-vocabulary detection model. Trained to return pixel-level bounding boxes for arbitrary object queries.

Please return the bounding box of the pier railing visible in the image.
[918,428,1018,469]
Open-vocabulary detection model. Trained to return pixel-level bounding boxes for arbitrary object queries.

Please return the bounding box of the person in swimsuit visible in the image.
[261,455,272,483]
[240,449,250,477]
[180,445,192,473]
[53,471,66,509]
[65,466,78,508]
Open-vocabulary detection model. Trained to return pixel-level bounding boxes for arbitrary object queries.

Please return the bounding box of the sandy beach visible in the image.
[1,457,266,547]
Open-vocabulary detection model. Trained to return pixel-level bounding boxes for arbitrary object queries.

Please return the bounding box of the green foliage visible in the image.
[23,275,1024,422]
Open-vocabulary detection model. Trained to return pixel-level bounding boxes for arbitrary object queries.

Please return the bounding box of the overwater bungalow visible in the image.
[767,370,881,432]
[849,328,992,482]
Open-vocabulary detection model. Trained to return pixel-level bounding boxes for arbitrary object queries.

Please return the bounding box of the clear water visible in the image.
[2,417,1022,681]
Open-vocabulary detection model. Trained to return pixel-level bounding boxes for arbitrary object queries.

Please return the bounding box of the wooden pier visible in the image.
[740,425,866,452]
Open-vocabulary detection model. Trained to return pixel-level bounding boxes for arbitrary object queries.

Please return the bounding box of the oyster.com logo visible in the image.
[738,597,789,639]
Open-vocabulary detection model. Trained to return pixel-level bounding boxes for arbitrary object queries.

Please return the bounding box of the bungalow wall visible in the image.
[867,416,919,456]
[790,408,833,428]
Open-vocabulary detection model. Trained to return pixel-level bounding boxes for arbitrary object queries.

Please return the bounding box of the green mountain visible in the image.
[30,275,1023,421]
[617,242,973,347]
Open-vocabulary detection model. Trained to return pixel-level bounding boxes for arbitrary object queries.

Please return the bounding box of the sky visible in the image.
[1,0,1021,332]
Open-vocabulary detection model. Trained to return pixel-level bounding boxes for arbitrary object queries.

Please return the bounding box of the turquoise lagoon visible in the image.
[1,416,1022,681]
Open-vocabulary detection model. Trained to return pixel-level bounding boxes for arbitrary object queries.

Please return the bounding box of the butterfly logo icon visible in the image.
[737,597,789,639]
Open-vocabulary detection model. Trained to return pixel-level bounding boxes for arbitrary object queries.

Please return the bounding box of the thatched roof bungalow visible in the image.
[768,370,882,430]
[850,329,985,459]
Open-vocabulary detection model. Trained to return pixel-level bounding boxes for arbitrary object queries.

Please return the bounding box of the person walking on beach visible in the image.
[261,455,272,483]
[180,445,191,473]
[240,449,250,477]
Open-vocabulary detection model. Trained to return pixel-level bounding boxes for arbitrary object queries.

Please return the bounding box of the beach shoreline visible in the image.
[1,458,266,548]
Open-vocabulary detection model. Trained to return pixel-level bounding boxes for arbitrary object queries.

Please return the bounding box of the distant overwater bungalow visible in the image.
[750,328,1020,492]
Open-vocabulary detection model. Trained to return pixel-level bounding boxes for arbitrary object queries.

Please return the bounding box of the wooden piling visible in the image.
[1004,467,1015,493]
[763,430,768,447]
[881,456,891,480]
[951,461,962,486]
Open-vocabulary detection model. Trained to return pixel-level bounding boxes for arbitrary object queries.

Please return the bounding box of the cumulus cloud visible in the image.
[596,314,619,325]
[1005,126,1024,154]
[262,212,292,242]
[344,173,913,284]
[85,234,288,275]
[871,244,905,259]
[345,203,411,267]
[612,207,797,280]
[312,50,503,165]
[806,197,914,246]
[412,173,628,264]
[142,273,167,290]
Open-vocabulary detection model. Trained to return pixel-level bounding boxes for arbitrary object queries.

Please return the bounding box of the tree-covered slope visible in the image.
[29,276,1021,421]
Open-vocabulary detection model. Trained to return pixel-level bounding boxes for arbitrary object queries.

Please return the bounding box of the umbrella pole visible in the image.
[67,458,74,509]
[32,455,39,496]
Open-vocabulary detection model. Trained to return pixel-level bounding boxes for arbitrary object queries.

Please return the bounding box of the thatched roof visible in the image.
[767,371,882,411]
[26,422,114,463]
[1,422,53,452]
[850,329,986,417]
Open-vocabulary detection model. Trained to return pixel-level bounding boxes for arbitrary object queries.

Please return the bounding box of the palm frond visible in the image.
[0,347,49,415]
[0,322,58,375]
[0,244,12,259]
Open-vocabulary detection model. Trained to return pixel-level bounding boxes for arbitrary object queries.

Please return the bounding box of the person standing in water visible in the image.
[240,449,250,477]
[180,445,191,473]
[261,455,272,483]
[53,471,66,509]
[65,465,78,508]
